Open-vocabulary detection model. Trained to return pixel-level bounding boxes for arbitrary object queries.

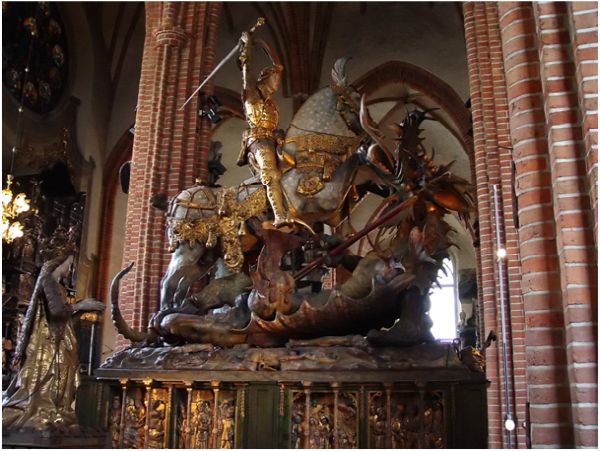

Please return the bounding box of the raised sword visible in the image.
[179,17,265,110]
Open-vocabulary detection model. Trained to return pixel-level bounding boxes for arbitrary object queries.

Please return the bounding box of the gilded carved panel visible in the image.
[190,390,214,449]
[174,388,237,449]
[107,382,448,449]
[290,389,358,449]
[108,394,122,448]
[110,386,171,449]
[121,387,146,449]
[215,390,237,449]
[146,388,170,449]
[367,390,445,449]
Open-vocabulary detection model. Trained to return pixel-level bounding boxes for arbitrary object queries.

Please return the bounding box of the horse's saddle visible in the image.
[282,133,362,196]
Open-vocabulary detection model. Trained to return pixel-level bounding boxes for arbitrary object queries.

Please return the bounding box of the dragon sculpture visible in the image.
[109,27,474,349]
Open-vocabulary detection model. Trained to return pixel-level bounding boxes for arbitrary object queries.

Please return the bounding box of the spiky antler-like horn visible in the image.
[359,95,387,149]
[359,95,397,169]
[110,262,150,343]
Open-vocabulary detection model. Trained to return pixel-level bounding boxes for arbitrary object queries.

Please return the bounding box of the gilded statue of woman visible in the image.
[2,228,104,430]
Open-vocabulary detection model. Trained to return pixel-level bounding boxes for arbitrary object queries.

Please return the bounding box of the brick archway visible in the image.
[95,128,134,304]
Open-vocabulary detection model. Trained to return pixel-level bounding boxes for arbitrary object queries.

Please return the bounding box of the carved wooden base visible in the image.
[96,343,487,449]
[2,427,108,449]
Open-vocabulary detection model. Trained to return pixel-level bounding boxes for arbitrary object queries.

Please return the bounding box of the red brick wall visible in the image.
[466,2,598,447]
[118,2,222,347]
[196,3,221,184]
[532,2,598,447]
[464,3,528,447]
[567,2,598,244]
[498,2,571,447]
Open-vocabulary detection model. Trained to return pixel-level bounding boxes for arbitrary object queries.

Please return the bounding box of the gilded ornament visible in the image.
[109,396,122,448]
[80,312,98,322]
[168,189,267,273]
[285,133,360,154]
[297,174,325,196]
[17,128,73,174]
[147,391,168,449]
[286,133,361,187]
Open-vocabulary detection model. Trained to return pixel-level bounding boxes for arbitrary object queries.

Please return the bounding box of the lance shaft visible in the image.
[293,194,418,281]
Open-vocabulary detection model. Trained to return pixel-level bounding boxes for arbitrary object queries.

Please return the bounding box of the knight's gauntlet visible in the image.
[238,33,252,67]
[239,49,249,67]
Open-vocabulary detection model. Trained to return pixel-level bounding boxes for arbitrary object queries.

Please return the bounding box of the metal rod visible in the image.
[417,386,425,449]
[493,184,514,448]
[165,387,172,448]
[144,381,152,448]
[179,42,240,111]
[179,17,265,110]
[87,322,95,376]
[385,384,392,448]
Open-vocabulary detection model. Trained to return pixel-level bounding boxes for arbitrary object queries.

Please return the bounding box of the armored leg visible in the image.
[253,144,288,227]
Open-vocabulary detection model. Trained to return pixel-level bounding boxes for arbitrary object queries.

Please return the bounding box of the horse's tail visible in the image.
[110,262,150,343]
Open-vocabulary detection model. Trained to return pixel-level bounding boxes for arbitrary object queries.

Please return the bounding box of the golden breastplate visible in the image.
[244,98,279,130]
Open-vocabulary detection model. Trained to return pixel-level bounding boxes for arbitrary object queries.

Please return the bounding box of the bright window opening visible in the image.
[429,258,458,341]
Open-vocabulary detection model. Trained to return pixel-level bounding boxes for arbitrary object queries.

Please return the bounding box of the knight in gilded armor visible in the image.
[238,22,298,229]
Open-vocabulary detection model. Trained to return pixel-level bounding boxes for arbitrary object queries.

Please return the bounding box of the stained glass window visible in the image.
[3,2,69,114]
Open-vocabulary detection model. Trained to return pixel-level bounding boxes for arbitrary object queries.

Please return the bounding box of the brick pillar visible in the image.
[464,4,499,446]
[466,2,598,446]
[119,2,222,344]
[567,2,598,244]
[532,2,598,447]
[498,2,572,447]
[196,2,221,184]
[463,3,528,448]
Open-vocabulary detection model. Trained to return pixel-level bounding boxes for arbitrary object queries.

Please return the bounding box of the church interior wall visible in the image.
[321,2,470,100]
[103,6,144,154]
[2,2,596,449]
[100,188,128,361]
[60,2,107,261]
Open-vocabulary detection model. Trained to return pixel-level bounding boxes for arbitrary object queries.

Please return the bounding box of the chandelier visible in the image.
[2,174,31,242]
